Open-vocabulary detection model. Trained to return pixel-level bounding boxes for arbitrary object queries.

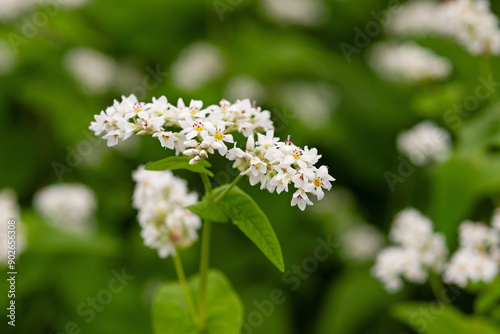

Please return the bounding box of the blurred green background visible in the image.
[2,0,500,333]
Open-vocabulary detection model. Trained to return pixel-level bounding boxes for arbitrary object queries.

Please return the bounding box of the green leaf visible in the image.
[187,200,231,223]
[212,185,285,272]
[145,156,213,176]
[475,277,500,314]
[153,270,243,334]
[392,302,500,334]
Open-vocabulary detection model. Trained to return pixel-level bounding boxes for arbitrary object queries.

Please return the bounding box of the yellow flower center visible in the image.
[214,130,224,141]
[292,149,303,160]
[193,121,204,132]
[314,177,323,187]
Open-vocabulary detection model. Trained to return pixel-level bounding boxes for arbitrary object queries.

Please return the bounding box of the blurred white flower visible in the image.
[388,0,500,56]
[0,39,17,75]
[0,189,27,265]
[390,208,433,249]
[171,42,225,91]
[0,0,34,22]
[341,224,384,262]
[261,0,329,26]
[368,41,452,84]
[34,183,97,235]
[444,248,498,287]
[459,221,499,250]
[225,75,267,103]
[444,216,500,287]
[372,208,448,293]
[397,121,452,166]
[64,47,118,95]
[279,81,338,130]
[132,166,201,258]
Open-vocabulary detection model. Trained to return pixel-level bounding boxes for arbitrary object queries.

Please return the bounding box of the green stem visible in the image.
[429,271,449,303]
[198,220,212,332]
[200,173,213,199]
[479,55,498,103]
[215,174,244,201]
[172,251,201,331]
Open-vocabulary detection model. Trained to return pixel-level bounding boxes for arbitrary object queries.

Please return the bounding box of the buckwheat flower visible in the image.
[34,183,97,235]
[153,131,178,149]
[372,247,425,293]
[368,42,452,84]
[132,167,201,258]
[261,0,329,26]
[0,189,27,265]
[0,0,33,21]
[444,248,498,287]
[390,208,433,248]
[459,221,499,250]
[443,216,500,287]
[291,188,314,211]
[312,166,335,200]
[171,42,225,91]
[397,121,452,166]
[373,208,448,293]
[388,0,500,56]
[0,39,16,75]
[341,224,385,262]
[64,47,117,95]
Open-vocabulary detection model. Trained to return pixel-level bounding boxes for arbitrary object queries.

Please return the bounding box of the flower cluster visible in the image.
[368,41,452,84]
[0,189,26,265]
[387,0,500,56]
[132,167,201,258]
[226,131,334,210]
[34,183,97,235]
[90,95,334,210]
[443,214,500,287]
[372,208,448,293]
[397,121,451,166]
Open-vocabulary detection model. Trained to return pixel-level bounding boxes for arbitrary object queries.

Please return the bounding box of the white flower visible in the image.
[444,248,498,287]
[341,224,384,262]
[34,183,97,235]
[291,188,314,211]
[171,42,225,91]
[132,167,201,258]
[387,0,500,56]
[90,96,333,209]
[153,131,178,149]
[368,42,452,84]
[261,0,329,26]
[372,208,448,293]
[397,121,451,166]
[0,189,27,265]
[459,221,499,250]
[312,166,335,200]
[64,47,117,95]
[390,208,434,248]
